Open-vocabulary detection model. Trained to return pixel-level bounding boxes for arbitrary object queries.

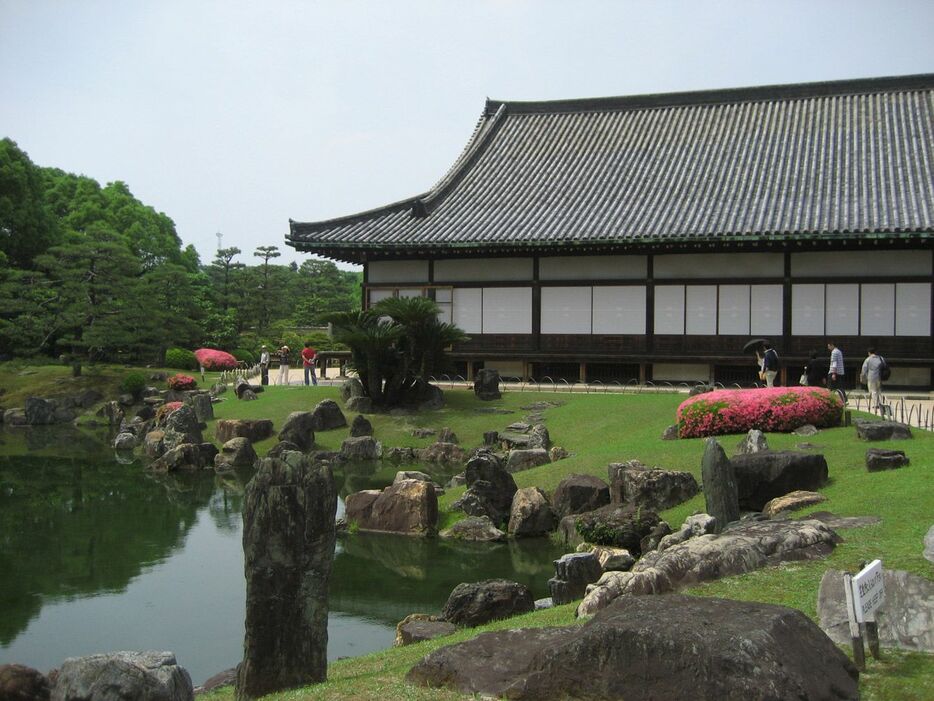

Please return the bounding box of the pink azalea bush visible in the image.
[677,387,843,438]
[167,374,197,391]
[194,348,238,370]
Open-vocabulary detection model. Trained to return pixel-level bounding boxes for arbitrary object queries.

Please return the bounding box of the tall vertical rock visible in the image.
[236,451,337,700]
[701,438,739,532]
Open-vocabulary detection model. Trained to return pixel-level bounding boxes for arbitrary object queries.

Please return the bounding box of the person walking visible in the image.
[301,342,318,386]
[259,345,270,386]
[827,341,845,395]
[276,345,291,386]
[803,350,827,387]
[860,347,885,411]
[761,342,779,387]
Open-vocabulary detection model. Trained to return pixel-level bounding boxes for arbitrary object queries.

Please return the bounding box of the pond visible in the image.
[0,427,565,686]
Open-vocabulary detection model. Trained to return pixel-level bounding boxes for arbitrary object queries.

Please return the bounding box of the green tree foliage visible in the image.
[0,139,60,267]
[0,144,361,361]
[325,296,467,408]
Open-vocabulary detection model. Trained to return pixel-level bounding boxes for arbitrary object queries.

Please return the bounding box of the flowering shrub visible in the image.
[194,348,238,370]
[155,401,183,426]
[677,387,843,438]
[167,374,197,391]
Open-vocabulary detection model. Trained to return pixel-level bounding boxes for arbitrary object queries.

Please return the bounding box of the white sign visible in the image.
[851,559,885,623]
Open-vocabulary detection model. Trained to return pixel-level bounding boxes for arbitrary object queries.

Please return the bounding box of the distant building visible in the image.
[288,74,933,388]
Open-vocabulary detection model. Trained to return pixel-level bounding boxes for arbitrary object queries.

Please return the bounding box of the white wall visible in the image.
[791,250,933,277]
[367,260,429,283]
[654,253,783,279]
[539,255,647,280]
[652,363,712,383]
[434,258,533,282]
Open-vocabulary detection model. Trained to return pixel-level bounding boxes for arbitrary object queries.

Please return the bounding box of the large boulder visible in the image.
[408,595,859,701]
[578,518,839,616]
[144,430,166,458]
[339,377,364,403]
[24,397,58,425]
[451,449,518,528]
[528,424,550,450]
[508,487,558,537]
[818,568,934,652]
[344,480,438,535]
[549,552,602,605]
[345,396,373,414]
[730,451,829,511]
[552,474,610,517]
[161,405,203,451]
[855,419,912,441]
[865,448,910,471]
[148,443,216,472]
[340,436,382,461]
[349,414,373,437]
[608,464,699,511]
[310,399,347,431]
[2,408,27,426]
[473,368,502,401]
[0,663,50,701]
[186,393,214,422]
[416,442,467,466]
[562,503,660,555]
[215,419,274,444]
[440,579,534,627]
[238,451,337,699]
[278,411,316,451]
[439,515,506,542]
[214,437,258,471]
[505,448,550,473]
[51,651,193,701]
[113,432,137,451]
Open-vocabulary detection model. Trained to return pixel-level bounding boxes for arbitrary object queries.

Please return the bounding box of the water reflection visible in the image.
[0,441,564,684]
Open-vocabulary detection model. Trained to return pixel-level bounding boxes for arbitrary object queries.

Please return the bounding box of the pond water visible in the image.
[0,427,564,685]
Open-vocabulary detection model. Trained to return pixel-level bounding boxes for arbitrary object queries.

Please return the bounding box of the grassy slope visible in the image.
[29,377,928,701]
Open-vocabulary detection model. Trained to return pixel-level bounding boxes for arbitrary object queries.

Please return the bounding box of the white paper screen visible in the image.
[541,287,592,334]
[718,285,750,335]
[861,284,895,336]
[792,284,824,335]
[593,286,646,334]
[825,284,859,335]
[452,288,482,333]
[654,285,684,334]
[482,287,532,334]
[750,285,784,335]
[895,283,931,336]
[367,288,394,306]
[685,285,717,335]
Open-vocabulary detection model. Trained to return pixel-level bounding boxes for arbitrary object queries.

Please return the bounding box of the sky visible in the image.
[2,0,933,270]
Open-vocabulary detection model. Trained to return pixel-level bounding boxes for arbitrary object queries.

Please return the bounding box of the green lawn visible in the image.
[199,384,933,700]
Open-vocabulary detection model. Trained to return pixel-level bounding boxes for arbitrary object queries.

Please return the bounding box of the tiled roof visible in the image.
[288,74,934,262]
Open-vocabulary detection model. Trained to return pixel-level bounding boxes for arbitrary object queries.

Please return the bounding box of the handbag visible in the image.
[799,373,808,386]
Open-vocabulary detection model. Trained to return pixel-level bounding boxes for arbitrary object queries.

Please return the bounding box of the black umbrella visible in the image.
[742,338,769,353]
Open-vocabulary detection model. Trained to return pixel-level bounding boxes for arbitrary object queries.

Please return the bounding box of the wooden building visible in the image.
[288,74,934,388]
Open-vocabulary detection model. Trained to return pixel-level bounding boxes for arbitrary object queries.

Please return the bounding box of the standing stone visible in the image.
[701,438,739,532]
[736,429,769,454]
[508,487,559,537]
[24,397,57,425]
[278,411,317,451]
[473,368,502,400]
[549,552,603,604]
[187,393,214,422]
[310,399,347,431]
[237,452,337,700]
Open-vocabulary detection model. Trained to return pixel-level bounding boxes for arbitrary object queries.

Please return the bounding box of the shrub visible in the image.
[677,386,843,438]
[194,348,238,370]
[232,348,255,365]
[167,374,197,391]
[165,348,197,370]
[155,401,184,426]
[119,372,147,399]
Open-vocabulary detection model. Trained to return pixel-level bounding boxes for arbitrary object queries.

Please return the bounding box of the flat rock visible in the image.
[818,568,934,652]
[505,448,550,473]
[855,419,912,441]
[608,466,699,511]
[439,515,506,542]
[215,419,273,444]
[808,511,882,530]
[440,579,534,627]
[394,614,458,647]
[578,518,839,616]
[866,448,910,471]
[762,490,828,518]
[408,595,859,701]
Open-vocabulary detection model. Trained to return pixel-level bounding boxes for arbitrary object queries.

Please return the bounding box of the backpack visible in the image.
[879,356,891,381]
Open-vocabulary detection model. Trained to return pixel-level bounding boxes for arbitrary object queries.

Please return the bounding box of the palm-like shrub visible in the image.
[324,297,468,408]
[677,386,843,438]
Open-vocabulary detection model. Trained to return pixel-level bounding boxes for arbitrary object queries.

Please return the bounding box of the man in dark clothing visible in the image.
[804,351,827,387]
[761,342,779,387]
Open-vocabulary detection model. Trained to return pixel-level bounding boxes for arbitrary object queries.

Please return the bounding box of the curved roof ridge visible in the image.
[487,73,934,115]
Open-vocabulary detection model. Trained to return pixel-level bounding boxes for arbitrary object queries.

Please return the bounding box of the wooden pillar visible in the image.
[579,362,587,383]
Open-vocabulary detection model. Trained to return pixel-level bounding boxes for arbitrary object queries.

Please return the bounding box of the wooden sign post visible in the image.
[843,559,884,670]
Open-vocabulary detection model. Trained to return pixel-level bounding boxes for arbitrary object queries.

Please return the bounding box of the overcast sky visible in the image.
[2,0,933,269]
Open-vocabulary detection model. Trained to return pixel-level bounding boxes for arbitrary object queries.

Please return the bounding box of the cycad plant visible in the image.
[324,296,468,408]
